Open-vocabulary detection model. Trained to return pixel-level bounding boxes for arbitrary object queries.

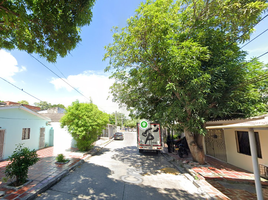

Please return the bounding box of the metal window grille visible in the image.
[22,128,30,140]
[259,164,268,179]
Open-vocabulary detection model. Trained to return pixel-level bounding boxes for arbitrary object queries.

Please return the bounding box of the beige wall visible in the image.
[224,128,268,172]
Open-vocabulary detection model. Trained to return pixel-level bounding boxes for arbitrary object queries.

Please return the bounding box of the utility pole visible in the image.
[115,111,117,126]
[121,114,123,130]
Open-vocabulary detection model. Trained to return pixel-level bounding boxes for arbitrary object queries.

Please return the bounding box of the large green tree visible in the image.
[124,118,139,128]
[109,112,127,126]
[60,100,109,151]
[0,0,95,62]
[34,101,52,110]
[104,0,268,164]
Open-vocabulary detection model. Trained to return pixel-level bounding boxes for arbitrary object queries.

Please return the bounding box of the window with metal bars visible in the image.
[235,131,262,158]
[22,128,30,140]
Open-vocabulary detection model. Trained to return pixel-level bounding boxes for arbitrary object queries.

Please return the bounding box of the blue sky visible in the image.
[1,0,268,115]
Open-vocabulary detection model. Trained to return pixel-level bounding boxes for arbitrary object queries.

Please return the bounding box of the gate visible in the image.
[205,129,227,162]
[39,128,45,149]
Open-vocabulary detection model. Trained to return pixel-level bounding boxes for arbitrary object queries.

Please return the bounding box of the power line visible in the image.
[28,54,91,102]
[53,63,68,79]
[240,28,268,49]
[5,37,91,103]
[238,13,268,43]
[28,54,109,112]
[256,50,268,59]
[0,77,43,102]
[231,50,268,90]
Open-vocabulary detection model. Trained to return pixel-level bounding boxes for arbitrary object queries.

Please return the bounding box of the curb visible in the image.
[161,151,213,199]
[23,138,114,200]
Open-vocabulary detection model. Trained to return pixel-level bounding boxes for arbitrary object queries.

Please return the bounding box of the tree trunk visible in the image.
[184,128,205,165]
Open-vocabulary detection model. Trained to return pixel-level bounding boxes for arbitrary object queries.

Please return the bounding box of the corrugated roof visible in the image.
[0,105,51,121]
[206,117,268,129]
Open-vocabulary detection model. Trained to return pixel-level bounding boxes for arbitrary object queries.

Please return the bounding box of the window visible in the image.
[236,131,262,158]
[22,128,30,140]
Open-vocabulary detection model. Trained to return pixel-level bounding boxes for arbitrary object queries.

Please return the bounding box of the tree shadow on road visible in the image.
[111,146,171,174]
[36,161,206,200]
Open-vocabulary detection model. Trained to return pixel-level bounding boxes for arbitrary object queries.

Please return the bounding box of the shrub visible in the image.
[56,154,69,163]
[4,144,39,186]
[60,100,109,151]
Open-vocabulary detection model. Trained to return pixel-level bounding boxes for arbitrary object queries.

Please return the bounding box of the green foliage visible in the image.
[18,100,29,105]
[56,154,68,163]
[51,104,65,109]
[124,118,139,128]
[34,101,52,110]
[104,0,268,135]
[108,112,127,126]
[60,100,109,151]
[34,101,65,110]
[4,144,39,186]
[0,0,95,62]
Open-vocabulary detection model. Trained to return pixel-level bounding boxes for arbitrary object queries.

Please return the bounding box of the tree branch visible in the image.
[0,5,20,18]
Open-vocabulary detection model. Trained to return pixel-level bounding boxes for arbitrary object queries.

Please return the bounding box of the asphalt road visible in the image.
[35,132,205,200]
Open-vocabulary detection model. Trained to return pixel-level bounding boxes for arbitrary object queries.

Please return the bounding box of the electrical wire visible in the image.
[256,51,268,59]
[240,28,268,49]
[230,50,268,90]
[4,37,91,104]
[53,63,68,79]
[238,13,268,43]
[28,54,91,102]
[0,77,43,102]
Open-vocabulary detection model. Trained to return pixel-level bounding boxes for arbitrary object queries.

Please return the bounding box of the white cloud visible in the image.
[50,71,128,115]
[0,50,27,83]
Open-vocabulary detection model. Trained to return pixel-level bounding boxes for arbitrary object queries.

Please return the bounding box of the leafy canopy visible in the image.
[18,100,29,105]
[108,112,127,126]
[0,0,95,62]
[60,100,109,151]
[34,101,65,110]
[104,0,268,134]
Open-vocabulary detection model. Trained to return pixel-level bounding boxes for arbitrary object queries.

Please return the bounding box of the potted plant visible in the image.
[55,154,69,164]
[4,144,39,187]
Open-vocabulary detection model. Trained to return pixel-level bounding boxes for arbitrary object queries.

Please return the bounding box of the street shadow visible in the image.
[36,162,206,200]
[111,146,179,175]
[91,147,111,156]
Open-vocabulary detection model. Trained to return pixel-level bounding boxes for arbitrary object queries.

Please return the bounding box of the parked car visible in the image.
[114,132,124,140]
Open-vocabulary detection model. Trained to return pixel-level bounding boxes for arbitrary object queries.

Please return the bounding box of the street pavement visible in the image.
[35,132,206,200]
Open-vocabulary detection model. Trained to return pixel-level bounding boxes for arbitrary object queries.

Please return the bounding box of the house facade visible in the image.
[39,108,77,153]
[205,115,268,174]
[0,105,51,160]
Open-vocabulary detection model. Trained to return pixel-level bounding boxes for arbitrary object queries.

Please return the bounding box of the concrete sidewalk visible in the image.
[0,137,113,200]
[163,146,268,199]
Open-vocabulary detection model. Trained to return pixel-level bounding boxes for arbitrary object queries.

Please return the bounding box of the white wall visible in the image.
[0,108,50,160]
[224,128,268,172]
[51,122,76,154]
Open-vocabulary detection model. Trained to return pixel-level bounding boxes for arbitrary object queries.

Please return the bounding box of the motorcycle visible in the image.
[174,137,188,158]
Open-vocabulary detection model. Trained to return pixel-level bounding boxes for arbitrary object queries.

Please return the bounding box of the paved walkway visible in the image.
[164,147,268,200]
[0,137,113,200]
